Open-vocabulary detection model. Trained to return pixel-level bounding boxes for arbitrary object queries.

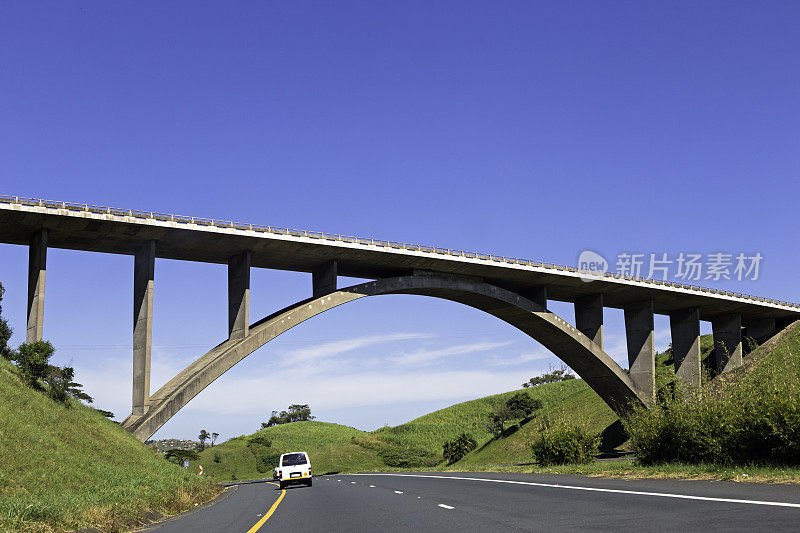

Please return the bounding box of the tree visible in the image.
[261,404,316,427]
[164,448,200,465]
[198,430,210,450]
[12,340,95,406]
[505,392,543,419]
[13,340,55,388]
[46,365,93,404]
[485,405,512,438]
[443,433,478,464]
[522,365,576,388]
[0,282,13,361]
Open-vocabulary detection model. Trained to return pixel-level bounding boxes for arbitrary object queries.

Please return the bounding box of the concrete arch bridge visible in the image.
[0,196,797,441]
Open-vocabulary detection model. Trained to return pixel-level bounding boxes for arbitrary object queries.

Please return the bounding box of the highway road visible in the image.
[146,472,800,532]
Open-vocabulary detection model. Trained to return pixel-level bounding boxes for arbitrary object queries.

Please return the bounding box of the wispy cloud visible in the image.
[389,341,513,367]
[281,333,433,365]
[488,351,553,366]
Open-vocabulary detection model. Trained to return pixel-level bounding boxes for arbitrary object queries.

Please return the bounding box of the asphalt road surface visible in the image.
[146,472,800,532]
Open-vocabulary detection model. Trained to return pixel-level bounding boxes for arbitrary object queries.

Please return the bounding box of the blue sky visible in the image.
[1,2,798,440]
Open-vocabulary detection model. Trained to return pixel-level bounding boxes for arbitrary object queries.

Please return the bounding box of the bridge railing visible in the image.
[2,194,798,309]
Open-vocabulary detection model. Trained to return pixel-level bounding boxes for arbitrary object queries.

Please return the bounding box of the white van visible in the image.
[277,451,312,489]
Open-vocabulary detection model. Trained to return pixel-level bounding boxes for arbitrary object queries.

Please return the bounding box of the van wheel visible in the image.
[279,481,285,490]
[307,478,313,487]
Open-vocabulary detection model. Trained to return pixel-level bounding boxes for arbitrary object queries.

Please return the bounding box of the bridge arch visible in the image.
[123,275,649,441]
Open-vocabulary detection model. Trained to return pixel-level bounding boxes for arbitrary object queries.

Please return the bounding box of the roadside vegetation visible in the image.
[0,354,219,532]
[0,282,219,532]
[625,321,800,467]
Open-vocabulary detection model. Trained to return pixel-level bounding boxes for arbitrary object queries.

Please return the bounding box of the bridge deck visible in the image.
[1,195,797,322]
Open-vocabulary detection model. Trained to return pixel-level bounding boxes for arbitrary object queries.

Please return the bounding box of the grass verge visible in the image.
[0,357,220,532]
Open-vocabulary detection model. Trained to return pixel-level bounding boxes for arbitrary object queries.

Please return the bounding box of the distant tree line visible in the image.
[262,404,315,428]
[522,366,575,388]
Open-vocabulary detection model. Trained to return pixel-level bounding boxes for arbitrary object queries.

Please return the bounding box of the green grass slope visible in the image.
[0,357,217,532]
[373,379,610,455]
[192,421,384,480]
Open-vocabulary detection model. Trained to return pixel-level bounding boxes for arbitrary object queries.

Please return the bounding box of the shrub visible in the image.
[163,449,200,465]
[625,326,800,467]
[213,452,221,463]
[506,392,543,419]
[529,422,599,465]
[13,341,54,388]
[247,435,280,473]
[378,447,439,468]
[442,433,478,464]
[248,434,272,447]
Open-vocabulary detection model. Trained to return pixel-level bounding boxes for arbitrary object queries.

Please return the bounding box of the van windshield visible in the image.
[282,453,307,466]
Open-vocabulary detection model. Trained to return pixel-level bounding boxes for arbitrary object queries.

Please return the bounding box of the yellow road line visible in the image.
[246,482,286,533]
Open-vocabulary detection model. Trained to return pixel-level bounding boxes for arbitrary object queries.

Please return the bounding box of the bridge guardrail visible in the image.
[1,194,798,309]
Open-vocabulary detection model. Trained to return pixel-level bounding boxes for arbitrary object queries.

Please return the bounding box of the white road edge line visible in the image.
[347,474,800,509]
[438,504,455,510]
[394,490,404,494]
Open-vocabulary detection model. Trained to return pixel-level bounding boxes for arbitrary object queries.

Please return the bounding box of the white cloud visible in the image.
[184,369,527,415]
[388,341,513,367]
[488,351,553,366]
[280,332,433,364]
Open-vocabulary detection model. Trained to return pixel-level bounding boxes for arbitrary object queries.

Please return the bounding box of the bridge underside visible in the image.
[122,274,650,441]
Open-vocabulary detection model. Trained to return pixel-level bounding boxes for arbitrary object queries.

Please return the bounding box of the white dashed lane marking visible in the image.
[394,491,403,494]
[369,485,375,488]
[350,473,800,509]
[438,504,455,510]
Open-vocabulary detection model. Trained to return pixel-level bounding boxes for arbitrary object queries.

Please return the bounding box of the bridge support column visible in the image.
[712,313,742,374]
[228,251,250,339]
[624,300,655,401]
[669,307,701,388]
[520,285,547,310]
[26,229,47,343]
[743,318,775,354]
[312,260,338,298]
[132,241,155,417]
[574,293,603,349]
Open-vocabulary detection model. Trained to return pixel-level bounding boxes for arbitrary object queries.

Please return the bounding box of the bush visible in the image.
[529,422,599,465]
[163,449,200,465]
[378,447,439,468]
[213,452,221,463]
[442,433,478,464]
[247,436,280,473]
[625,326,800,466]
[506,392,543,419]
[248,434,272,447]
[13,341,54,388]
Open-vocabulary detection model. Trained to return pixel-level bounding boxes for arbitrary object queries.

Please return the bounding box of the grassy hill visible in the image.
[199,378,622,480]
[191,334,736,481]
[190,421,385,479]
[0,356,218,532]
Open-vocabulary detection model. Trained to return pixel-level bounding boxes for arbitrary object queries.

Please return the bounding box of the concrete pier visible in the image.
[574,293,603,349]
[624,300,655,400]
[520,285,547,310]
[669,307,702,388]
[313,260,338,297]
[26,229,47,343]
[228,251,251,339]
[132,241,155,417]
[712,313,743,374]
